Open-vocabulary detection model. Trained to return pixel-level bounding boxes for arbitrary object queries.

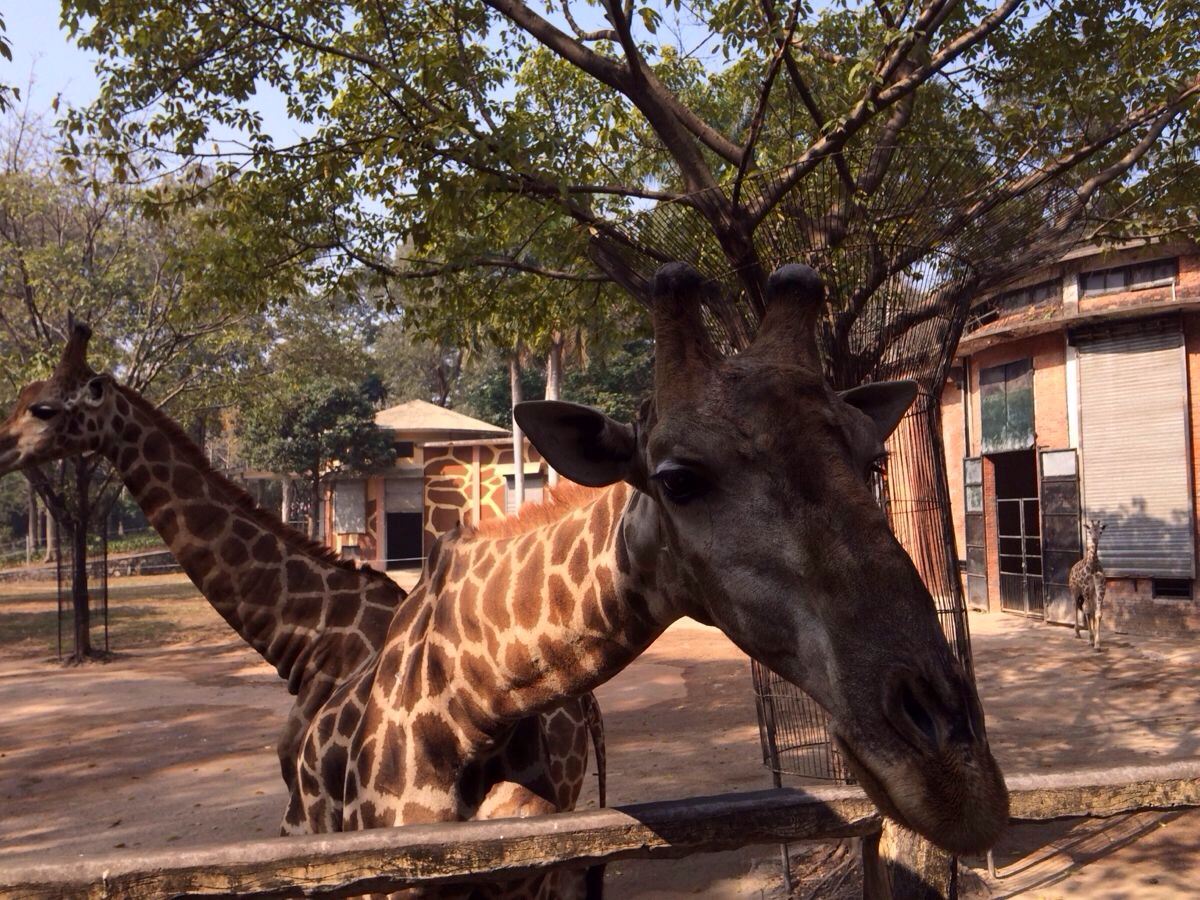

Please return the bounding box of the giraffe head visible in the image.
[517,263,1008,854]
[1085,519,1106,548]
[0,321,118,476]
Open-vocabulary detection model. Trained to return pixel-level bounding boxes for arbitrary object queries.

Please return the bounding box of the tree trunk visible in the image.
[510,354,525,509]
[544,332,563,488]
[43,505,55,564]
[26,483,36,565]
[281,476,293,528]
[70,460,92,662]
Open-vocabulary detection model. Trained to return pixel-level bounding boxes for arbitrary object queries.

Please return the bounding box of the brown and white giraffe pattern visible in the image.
[0,345,604,897]
[286,483,655,898]
[1070,519,1107,650]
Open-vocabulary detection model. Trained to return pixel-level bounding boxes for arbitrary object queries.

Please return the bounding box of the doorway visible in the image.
[385,512,423,569]
[992,449,1044,617]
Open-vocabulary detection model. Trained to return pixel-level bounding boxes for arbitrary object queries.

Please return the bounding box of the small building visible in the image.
[941,241,1200,635]
[323,400,547,570]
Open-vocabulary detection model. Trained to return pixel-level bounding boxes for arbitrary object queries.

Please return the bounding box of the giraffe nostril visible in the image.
[898,681,939,750]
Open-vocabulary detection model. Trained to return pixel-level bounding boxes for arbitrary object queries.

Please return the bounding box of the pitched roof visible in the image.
[374,399,508,436]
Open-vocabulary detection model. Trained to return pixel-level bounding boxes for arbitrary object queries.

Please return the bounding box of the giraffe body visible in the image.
[0,325,603,899]
[1070,519,1107,650]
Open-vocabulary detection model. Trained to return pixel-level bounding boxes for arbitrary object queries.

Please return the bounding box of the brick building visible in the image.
[941,241,1200,635]
[323,400,548,570]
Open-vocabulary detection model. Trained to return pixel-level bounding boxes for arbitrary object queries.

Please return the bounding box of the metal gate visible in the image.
[997,496,1044,616]
[1040,449,1082,624]
[963,458,988,610]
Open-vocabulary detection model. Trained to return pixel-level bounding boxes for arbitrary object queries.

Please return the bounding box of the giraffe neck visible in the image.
[417,482,680,739]
[1085,540,1100,572]
[103,387,403,694]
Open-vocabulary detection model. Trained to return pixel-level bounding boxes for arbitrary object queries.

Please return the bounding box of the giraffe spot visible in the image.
[460,651,497,697]
[326,567,360,591]
[401,803,439,824]
[583,585,606,632]
[309,798,328,831]
[67,420,82,436]
[320,744,347,801]
[121,421,142,443]
[183,503,224,541]
[457,582,482,643]
[547,574,574,627]
[354,739,375,790]
[117,446,138,470]
[286,559,324,593]
[504,641,534,679]
[207,571,235,605]
[238,566,281,606]
[125,465,151,494]
[156,508,179,545]
[299,765,320,798]
[482,560,512,629]
[400,643,427,710]
[252,535,282,564]
[430,507,459,533]
[359,604,393,643]
[446,692,486,733]
[513,553,545,629]
[377,643,402,689]
[377,721,406,788]
[172,466,204,500]
[337,702,360,738]
[432,592,458,642]
[143,432,171,462]
[303,736,318,768]
[459,760,485,808]
[425,643,451,695]
[288,593,324,626]
[325,594,358,629]
[219,538,249,567]
[345,810,361,830]
[566,754,583,784]
[410,713,458,790]
[140,487,170,517]
[151,464,170,483]
[232,519,257,542]
[568,541,590,584]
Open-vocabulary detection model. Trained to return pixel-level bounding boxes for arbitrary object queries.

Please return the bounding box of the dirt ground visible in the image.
[0,574,1198,897]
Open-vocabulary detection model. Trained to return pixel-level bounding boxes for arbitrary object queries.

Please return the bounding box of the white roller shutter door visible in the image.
[1077,321,1194,578]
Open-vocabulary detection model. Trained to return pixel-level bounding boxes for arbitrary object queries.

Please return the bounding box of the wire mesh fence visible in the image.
[591,146,1063,783]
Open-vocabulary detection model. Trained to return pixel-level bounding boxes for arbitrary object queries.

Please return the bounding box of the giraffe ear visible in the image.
[839,380,919,441]
[514,401,636,488]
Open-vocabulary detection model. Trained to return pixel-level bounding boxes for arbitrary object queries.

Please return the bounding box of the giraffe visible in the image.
[1070,518,1107,650]
[279,262,1009,898]
[0,323,604,865]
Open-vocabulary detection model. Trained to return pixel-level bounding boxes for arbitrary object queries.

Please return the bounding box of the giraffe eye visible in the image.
[652,463,708,504]
[29,404,59,420]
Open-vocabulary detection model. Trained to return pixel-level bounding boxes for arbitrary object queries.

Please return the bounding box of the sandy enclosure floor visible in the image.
[0,574,1198,897]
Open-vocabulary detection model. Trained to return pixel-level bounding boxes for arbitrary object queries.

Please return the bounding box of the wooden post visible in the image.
[862,820,956,900]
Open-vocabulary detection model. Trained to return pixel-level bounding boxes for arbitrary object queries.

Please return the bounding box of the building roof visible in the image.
[374,399,508,437]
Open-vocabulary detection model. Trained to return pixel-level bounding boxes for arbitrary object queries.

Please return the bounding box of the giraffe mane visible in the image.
[119,387,394,583]
[466,482,614,539]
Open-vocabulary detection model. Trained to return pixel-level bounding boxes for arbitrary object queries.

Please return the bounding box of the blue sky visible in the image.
[3,5,302,144]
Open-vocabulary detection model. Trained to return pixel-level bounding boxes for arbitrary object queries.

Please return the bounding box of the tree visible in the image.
[241,378,395,538]
[0,110,274,661]
[61,0,1200,339]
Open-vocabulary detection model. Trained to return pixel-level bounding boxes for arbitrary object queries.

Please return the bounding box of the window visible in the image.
[394,440,415,459]
[979,359,1034,454]
[1079,258,1177,296]
[967,280,1060,332]
[505,473,545,514]
[1152,578,1192,600]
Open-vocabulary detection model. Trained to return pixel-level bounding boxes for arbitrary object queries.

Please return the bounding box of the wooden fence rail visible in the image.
[2,761,1198,899]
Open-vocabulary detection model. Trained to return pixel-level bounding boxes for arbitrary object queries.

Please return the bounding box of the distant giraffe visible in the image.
[1071,519,1107,650]
[0,323,604,858]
